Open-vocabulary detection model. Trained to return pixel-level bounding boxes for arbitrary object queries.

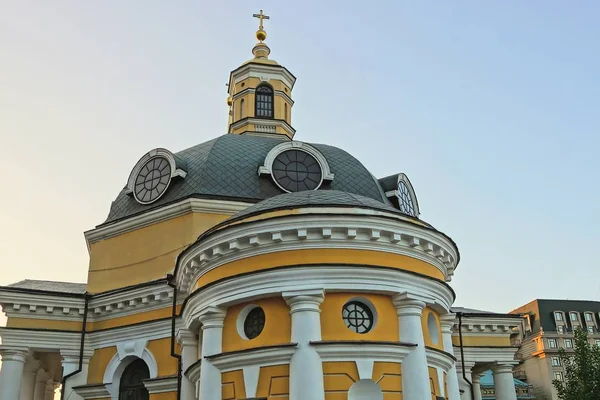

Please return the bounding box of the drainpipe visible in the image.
[458,312,474,400]
[167,274,182,400]
[61,293,90,400]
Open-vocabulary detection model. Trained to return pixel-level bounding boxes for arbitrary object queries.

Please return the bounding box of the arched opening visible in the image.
[255,84,274,118]
[348,380,384,400]
[240,98,245,119]
[119,358,150,400]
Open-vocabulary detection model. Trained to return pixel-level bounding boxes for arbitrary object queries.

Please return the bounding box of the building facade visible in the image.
[0,12,523,400]
[510,299,600,400]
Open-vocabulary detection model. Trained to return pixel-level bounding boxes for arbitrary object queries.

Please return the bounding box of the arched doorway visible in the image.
[348,379,384,400]
[119,358,150,400]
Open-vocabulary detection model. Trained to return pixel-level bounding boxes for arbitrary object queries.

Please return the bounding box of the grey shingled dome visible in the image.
[102,134,388,225]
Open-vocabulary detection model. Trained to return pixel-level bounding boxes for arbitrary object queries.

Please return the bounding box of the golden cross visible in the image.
[253,9,270,30]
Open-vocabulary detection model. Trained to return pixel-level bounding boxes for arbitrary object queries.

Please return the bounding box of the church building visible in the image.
[0,11,523,400]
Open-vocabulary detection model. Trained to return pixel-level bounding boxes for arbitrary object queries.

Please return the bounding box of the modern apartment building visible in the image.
[510,299,600,399]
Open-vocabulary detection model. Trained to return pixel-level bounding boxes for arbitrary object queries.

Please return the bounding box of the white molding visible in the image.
[236,304,261,340]
[230,117,296,136]
[176,213,458,294]
[84,197,250,248]
[182,266,454,329]
[312,342,413,363]
[209,345,297,372]
[453,345,518,364]
[143,376,178,394]
[185,360,201,382]
[230,63,296,91]
[258,141,334,192]
[426,348,455,371]
[72,384,111,399]
[0,289,86,321]
[0,328,82,353]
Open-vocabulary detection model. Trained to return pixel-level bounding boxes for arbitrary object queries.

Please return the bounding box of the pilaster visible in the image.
[0,347,29,400]
[177,328,199,400]
[440,313,461,400]
[198,307,226,400]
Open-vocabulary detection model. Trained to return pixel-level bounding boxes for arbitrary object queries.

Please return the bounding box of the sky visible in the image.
[0,1,599,329]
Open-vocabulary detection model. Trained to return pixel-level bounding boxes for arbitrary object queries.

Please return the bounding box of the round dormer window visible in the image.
[133,157,172,204]
[272,150,322,192]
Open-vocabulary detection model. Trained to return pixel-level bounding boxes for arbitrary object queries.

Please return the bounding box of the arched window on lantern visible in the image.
[255,84,274,118]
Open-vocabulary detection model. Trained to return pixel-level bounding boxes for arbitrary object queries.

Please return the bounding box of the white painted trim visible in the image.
[426,348,455,371]
[185,361,201,383]
[72,384,111,399]
[182,266,454,329]
[453,345,519,364]
[242,366,260,398]
[236,304,261,340]
[143,376,178,394]
[87,319,172,349]
[230,117,296,136]
[312,342,413,363]
[176,213,458,294]
[209,345,296,372]
[84,197,249,248]
[230,63,296,90]
[103,340,159,400]
[258,141,334,193]
[0,328,81,353]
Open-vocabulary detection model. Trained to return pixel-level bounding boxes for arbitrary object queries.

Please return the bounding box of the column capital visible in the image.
[198,306,227,330]
[283,289,325,314]
[60,349,94,365]
[471,370,486,383]
[0,346,29,362]
[439,313,456,333]
[492,363,517,374]
[24,357,43,373]
[393,293,428,316]
[176,328,199,346]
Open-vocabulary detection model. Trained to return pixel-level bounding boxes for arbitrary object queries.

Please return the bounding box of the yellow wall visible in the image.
[150,394,176,400]
[429,367,441,399]
[321,293,398,341]
[88,347,117,384]
[6,317,82,331]
[194,249,444,290]
[222,370,246,400]
[256,364,290,399]
[147,338,178,376]
[451,335,512,347]
[323,361,359,400]
[373,362,402,400]
[222,297,291,352]
[88,212,230,293]
[422,307,443,350]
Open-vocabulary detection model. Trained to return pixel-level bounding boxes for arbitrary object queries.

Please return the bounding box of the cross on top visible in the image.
[253,10,270,30]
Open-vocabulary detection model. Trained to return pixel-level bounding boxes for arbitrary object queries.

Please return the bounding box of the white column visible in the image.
[283,289,325,400]
[471,371,484,400]
[456,362,474,400]
[177,328,199,400]
[440,314,461,400]
[393,294,431,400]
[60,350,93,400]
[33,370,50,400]
[20,358,42,400]
[492,364,517,400]
[44,381,57,400]
[198,307,226,400]
[0,347,29,400]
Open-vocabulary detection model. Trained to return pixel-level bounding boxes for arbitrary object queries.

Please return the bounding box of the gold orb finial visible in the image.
[252,10,270,43]
[226,96,233,106]
[256,29,267,42]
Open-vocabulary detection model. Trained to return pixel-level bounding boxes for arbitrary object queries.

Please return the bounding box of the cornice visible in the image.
[0,327,82,353]
[426,347,455,371]
[181,266,454,329]
[143,376,178,394]
[85,197,250,248]
[230,117,296,136]
[453,345,519,363]
[311,341,414,362]
[87,318,173,349]
[230,62,296,90]
[450,316,521,335]
[176,213,458,294]
[72,383,111,399]
[208,344,297,372]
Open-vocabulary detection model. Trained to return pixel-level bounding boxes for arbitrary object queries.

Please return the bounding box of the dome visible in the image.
[102,134,389,225]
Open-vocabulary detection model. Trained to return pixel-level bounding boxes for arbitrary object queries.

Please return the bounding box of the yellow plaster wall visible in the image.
[88,347,117,384]
[373,362,402,400]
[194,249,444,290]
[222,297,291,353]
[88,307,175,331]
[222,370,246,400]
[323,361,359,400]
[256,364,289,399]
[451,335,512,347]
[422,307,443,350]
[149,393,176,400]
[429,367,441,399]
[443,372,449,400]
[87,212,230,293]
[321,293,398,341]
[6,317,82,331]
[147,338,178,377]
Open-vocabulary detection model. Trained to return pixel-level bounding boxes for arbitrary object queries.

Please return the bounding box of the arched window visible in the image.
[284,102,288,121]
[255,85,274,118]
[240,98,245,119]
[348,380,383,400]
[119,359,149,400]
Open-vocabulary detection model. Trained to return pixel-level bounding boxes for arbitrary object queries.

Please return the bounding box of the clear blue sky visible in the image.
[1,1,598,314]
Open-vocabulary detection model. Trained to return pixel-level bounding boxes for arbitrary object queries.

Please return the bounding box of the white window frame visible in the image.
[588,326,595,334]
[557,325,565,334]
[595,339,600,347]
[554,371,563,381]
[564,338,573,348]
[570,312,580,322]
[395,173,421,217]
[585,312,593,322]
[555,311,564,321]
[551,356,561,366]
[548,338,557,348]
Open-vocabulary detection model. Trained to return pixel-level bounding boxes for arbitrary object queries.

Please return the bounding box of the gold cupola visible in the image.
[227,10,296,139]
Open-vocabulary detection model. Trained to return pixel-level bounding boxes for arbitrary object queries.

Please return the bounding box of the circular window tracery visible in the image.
[243,307,266,339]
[133,157,172,204]
[342,301,374,334]
[397,181,415,216]
[272,150,322,192]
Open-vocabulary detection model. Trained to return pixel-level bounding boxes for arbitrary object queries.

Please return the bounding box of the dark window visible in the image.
[244,307,266,339]
[397,181,416,216]
[272,150,322,192]
[240,98,245,119]
[342,301,374,334]
[255,85,274,118]
[119,359,150,400]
